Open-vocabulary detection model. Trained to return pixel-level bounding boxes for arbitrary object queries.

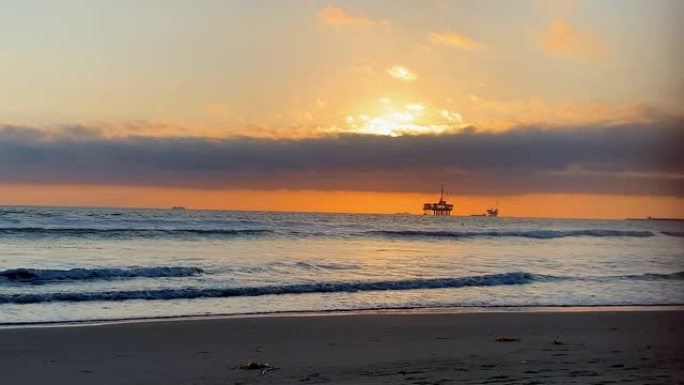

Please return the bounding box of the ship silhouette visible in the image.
[471,202,499,217]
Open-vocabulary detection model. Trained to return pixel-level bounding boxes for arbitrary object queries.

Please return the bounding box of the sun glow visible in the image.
[386,65,417,81]
[337,98,468,136]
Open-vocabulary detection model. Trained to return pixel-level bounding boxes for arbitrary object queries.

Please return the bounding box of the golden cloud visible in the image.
[428,31,483,51]
[319,6,386,26]
[386,65,417,81]
[467,96,666,131]
[540,19,606,60]
[331,99,468,137]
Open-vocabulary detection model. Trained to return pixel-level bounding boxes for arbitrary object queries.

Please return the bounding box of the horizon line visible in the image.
[0,202,659,221]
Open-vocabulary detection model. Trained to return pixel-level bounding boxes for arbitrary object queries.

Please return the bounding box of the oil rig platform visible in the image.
[423,185,454,216]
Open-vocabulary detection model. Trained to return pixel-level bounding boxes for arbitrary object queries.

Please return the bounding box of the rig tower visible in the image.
[423,185,454,216]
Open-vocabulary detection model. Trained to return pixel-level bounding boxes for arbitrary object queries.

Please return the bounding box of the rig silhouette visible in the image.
[423,185,454,216]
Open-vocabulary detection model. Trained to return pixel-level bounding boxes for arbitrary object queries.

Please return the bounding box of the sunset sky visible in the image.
[1,0,682,218]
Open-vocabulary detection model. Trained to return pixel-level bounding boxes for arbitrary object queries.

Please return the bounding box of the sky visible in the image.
[0,0,682,218]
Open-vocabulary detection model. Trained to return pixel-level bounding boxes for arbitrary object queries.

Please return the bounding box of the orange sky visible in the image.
[0,1,682,218]
[1,185,682,219]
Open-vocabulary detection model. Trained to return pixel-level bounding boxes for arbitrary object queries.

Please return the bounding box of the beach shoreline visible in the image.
[2,304,683,329]
[2,309,682,384]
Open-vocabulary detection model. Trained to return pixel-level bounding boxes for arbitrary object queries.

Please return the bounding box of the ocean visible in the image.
[0,206,682,324]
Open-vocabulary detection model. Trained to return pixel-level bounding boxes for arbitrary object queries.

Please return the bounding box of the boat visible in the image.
[486,208,498,217]
[170,206,186,210]
[470,205,499,217]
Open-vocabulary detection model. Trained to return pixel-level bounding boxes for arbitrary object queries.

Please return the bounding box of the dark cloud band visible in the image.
[0,119,682,196]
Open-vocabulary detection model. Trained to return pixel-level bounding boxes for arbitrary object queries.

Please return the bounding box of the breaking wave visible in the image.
[0,227,272,238]
[0,266,204,284]
[0,227,667,241]
[0,272,542,304]
[368,229,655,239]
[0,270,681,305]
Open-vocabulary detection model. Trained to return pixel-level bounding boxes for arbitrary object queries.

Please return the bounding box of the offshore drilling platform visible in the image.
[422,185,454,216]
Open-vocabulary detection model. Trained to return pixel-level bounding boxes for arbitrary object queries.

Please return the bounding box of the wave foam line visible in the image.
[0,272,541,304]
[0,266,204,283]
[369,229,655,239]
[3,270,681,304]
[0,228,272,238]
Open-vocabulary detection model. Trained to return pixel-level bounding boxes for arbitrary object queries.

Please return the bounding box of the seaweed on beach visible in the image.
[495,336,520,342]
[239,361,279,375]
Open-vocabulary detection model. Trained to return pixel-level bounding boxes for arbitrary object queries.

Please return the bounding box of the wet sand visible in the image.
[1,309,682,384]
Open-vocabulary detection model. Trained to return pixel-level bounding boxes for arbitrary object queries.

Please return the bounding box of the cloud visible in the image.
[0,118,681,197]
[319,6,385,26]
[334,100,467,136]
[386,65,417,81]
[467,97,667,131]
[429,31,483,51]
[540,19,606,60]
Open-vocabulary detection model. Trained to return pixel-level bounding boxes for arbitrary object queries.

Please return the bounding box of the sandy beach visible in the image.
[0,309,682,384]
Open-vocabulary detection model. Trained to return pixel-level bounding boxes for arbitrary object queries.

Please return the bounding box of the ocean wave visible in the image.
[1,270,681,305]
[0,227,272,238]
[0,266,204,284]
[368,229,655,239]
[225,262,359,274]
[614,271,684,281]
[0,209,27,215]
[0,226,664,241]
[291,261,358,270]
[0,272,543,304]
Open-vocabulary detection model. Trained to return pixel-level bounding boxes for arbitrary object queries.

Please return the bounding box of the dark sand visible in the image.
[1,309,682,384]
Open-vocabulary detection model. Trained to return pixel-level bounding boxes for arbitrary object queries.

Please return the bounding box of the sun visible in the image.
[338,98,467,136]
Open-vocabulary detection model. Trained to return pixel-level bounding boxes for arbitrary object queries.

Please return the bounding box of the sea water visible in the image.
[0,206,682,324]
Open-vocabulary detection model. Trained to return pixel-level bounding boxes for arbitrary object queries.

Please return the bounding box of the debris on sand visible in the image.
[239,361,279,375]
[495,336,520,342]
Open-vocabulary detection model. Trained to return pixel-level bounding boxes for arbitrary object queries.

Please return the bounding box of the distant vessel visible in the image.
[471,204,499,217]
[423,185,453,216]
[486,208,498,217]
[170,206,186,210]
